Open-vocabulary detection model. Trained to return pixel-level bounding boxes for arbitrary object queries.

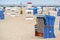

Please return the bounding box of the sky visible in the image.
[0,0,60,6]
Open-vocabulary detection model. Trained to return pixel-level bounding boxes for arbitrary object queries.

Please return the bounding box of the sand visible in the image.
[0,7,60,40]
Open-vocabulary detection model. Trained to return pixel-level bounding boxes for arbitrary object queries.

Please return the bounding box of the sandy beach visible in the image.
[0,7,60,40]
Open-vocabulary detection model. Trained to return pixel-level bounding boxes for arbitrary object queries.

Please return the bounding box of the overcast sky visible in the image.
[0,0,60,6]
